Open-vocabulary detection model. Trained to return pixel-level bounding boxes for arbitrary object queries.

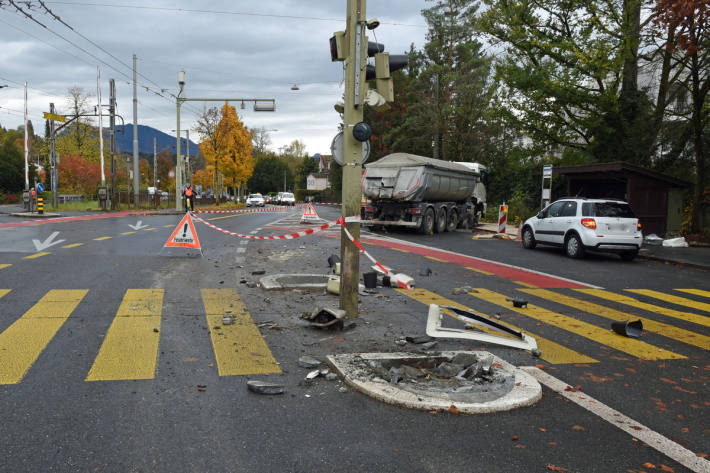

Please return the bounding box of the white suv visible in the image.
[521,198,642,260]
[246,193,265,207]
[280,192,296,206]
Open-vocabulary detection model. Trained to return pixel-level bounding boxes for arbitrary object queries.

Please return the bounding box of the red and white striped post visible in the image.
[498,203,508,234]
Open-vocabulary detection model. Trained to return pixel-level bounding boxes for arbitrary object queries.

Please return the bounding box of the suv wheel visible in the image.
[522,227,536,249]
[620,249,638,261]
[565,233,585,259]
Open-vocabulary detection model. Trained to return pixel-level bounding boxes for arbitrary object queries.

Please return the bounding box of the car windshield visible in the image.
[283,193,294,198]
[582,202,635,218]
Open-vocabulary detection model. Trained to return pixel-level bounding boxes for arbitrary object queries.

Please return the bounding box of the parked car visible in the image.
[280,192,296,206]
[521,198,642,260]
[246,193,265,207]
[275,192,285,205]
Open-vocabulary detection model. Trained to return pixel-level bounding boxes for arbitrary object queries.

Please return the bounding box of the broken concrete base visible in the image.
[326,351,541,414]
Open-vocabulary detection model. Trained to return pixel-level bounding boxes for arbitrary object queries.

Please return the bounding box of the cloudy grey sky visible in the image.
[0,1,430,155]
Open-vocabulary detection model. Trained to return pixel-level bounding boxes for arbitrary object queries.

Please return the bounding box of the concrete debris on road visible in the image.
[306,370,320,380]
[298,356,321,368]
[247,380,285,395]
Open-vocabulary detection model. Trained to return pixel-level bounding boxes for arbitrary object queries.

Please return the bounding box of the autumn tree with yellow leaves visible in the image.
[195,102,253,204]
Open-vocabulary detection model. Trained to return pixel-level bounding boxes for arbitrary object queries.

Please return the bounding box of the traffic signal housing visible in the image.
[365,42,408,103]
[330,31,347,61]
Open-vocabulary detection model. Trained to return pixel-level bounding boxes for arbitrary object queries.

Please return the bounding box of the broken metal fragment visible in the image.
[611,320,643,338]
[301,307,347,330]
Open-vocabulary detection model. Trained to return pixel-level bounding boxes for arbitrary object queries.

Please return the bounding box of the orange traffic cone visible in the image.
[515,221,523,242]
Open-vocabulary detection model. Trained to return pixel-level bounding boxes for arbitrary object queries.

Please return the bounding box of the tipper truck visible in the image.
[361,153,487,234]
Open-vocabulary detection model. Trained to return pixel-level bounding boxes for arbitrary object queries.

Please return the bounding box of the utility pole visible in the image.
[109,79,118,210]
[49,103,57,207]
[186,129,191,183]
[339,0,369,317]
[24,82,29,191]
[176,70,185,211]
[153,136,157,189]
[132,53,139,207]
[97,66,105,186]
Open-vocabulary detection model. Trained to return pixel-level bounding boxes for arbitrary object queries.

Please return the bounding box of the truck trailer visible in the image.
[361,153,487,234]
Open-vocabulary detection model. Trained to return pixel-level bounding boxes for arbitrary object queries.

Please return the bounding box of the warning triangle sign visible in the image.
[164,213,201,249]
[301,203,319,221]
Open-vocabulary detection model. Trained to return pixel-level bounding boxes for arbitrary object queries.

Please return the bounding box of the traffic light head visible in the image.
[366,52,408,102]
[330,31,347,61]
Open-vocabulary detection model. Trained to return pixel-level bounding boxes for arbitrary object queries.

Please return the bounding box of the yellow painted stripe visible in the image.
[93,236,112,241]
[163,224,174,228]
[578,289,710,328]
[61,243,83,249]
[86,289,164,381]
[470,289,685,360]
[397,288,597,364]
[465,266,494,276]
[209,214,246,221]
[0,289,9,299]
[676,288,710,299]
[425,256,448,263]
[390,248,410,253]
[144,228,157,231]
[521,289,710,351]
[0,289,87,384]
[120,231,136,235]
[201,289,280,376]
[626,289,710,314]
[513,281,538,288]
[0,264,11,270]
[23,252,50,259]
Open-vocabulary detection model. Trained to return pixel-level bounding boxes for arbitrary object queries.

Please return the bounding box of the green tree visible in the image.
[295,156,319,189]
[247,155,292,193]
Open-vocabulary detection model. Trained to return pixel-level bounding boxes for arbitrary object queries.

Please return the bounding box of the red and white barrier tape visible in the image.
[340,223,411,289]
[194,206,298,214]
[190,212,344,240]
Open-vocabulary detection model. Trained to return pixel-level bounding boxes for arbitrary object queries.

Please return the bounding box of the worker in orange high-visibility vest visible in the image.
[182,183,195,212]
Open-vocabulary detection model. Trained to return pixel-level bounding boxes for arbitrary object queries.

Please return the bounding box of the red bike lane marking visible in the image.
[0,211,151,229]
[355,235,596,289]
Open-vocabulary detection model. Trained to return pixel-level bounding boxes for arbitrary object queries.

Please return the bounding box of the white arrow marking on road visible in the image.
[128,220,148,230]
[32,231,66,251]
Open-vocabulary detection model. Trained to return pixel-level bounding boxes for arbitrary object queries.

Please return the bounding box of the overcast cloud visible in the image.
[0,0,430,155]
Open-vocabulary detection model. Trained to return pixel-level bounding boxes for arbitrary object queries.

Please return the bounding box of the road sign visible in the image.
[543,165,553,178]
[43,112,66,122]
[36,183,45,194]
[164,213,201,250]
[330,131,370,166]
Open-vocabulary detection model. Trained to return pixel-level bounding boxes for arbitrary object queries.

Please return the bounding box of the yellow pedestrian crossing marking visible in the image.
[465,266,494,276]
[0,289,87,384]
[23,252,50,259]
[163,224,174,228]
[676,288,710,299]
[0,264,11,270]
[0,289,9,299]
[201,289,280,376]
[397,288,597,364]
[144,228,157,231]
[93,236,112,241]
[577,289,710,328]
[425,256,448,263]
[626,289,710,314]
[86,289,164,381]
[120,231,136,235]
[468,289,685,360]
[62,243,83,249]
[520,289,710,351]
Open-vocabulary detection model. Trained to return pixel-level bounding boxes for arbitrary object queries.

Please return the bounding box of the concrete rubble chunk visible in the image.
[325,372,339,381]
[247,380,285,395]
[420,341,438,350]
[451,353,479,367]
[297,356,321,369]
[437,362,461,377]
[306,369,320,380]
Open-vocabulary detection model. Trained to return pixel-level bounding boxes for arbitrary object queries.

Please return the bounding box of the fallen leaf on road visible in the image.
[183,357,198,362]
[449,405,459,415]
[631,426,643,431]
[681,427,689,433]
[696,453,708,458]
[539,428,548,432]
[545,465,569,472]
[548,442,557,446]
[333,338,344,342]
[428,410,437,415]
[510,435,519,441]
[659,377,677,384]
[535,364,546,370]
[659,465,674,472]
[572,425,585,431]
[514,444,526,449]
[642,462,656,468]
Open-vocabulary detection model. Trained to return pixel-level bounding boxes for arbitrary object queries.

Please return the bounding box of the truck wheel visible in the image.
[435,208,447,233]
[418,208,435,234]
[446,209,458,232]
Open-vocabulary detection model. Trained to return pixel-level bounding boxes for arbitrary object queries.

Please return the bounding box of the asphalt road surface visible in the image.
[0,205,708,473]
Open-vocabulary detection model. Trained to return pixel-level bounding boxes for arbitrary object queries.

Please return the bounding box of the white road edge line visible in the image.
[521,366,710,473]
[236,247,246,253]
[362,233,602,289]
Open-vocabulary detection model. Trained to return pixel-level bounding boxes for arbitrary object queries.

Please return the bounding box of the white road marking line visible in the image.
[236,247,246,253]
[240,240,249,245]
[521,366,710,473]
